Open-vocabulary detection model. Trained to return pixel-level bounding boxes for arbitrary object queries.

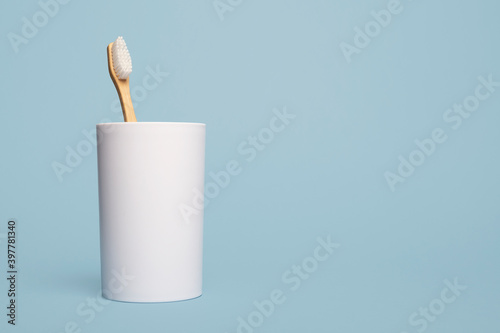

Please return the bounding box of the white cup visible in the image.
[96,122,205,302]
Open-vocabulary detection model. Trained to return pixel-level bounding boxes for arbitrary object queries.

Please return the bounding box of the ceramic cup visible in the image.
[96,122,205,302]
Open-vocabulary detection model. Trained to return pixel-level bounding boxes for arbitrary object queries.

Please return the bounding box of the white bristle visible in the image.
[112,36,132,80]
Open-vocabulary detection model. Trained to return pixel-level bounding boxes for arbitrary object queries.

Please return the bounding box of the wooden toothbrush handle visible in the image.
[116,79,137,122]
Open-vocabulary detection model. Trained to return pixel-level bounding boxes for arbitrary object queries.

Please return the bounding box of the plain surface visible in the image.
[1,0,500,332]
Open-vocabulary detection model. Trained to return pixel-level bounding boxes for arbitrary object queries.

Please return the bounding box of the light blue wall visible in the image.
[1,0,499,332]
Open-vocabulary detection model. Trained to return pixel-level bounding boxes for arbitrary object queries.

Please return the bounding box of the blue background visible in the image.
[1,0,499,332]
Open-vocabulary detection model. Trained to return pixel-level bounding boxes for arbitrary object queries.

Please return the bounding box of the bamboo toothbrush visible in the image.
[107,36,137,122]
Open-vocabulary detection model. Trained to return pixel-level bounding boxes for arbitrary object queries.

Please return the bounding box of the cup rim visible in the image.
[97,122,205,127]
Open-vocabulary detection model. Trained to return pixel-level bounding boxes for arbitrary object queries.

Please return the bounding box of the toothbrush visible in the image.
[107,36,137,122]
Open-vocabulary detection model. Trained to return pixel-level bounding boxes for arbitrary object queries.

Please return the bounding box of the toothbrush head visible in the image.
[111,36,132,80]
